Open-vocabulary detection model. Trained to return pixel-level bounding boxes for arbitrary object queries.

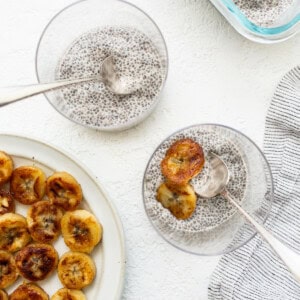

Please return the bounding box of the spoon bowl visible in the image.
[196,152,229,199]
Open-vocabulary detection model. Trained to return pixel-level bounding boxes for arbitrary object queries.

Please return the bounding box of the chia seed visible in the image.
[234,0,294,27]
[55,27,166,130]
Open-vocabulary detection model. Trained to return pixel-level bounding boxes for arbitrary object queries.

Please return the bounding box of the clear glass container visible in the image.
[36,0,168,131]
[210,0,300,43]
[143,124,274,256]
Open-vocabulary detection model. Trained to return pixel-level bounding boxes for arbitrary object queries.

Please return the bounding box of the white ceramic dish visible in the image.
[0,133,125,299]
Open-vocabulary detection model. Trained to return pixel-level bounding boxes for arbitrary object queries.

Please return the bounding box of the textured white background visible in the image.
[0,0,299,299]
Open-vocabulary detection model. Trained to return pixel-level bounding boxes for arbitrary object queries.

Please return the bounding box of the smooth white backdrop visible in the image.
[0,1,299,299]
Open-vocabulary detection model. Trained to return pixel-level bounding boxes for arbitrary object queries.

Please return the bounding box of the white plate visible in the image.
[0,133,125,299]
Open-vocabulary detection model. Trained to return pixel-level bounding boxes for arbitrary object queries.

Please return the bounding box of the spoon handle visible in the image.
[0,77,96,107]
[222,189,300,283]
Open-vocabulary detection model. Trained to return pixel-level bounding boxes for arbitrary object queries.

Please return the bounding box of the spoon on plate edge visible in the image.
[0,56,136,107]
[196,152,300,283]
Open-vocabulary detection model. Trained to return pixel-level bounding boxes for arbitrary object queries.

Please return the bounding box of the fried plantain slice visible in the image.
[0,151,13,187]
[0,190,14,215]
[161,138,205,185]
[46,172,82,211]
[15,243,58,281]
[10,283,48,300]
[10,166,46,205]
[156,182,197,220]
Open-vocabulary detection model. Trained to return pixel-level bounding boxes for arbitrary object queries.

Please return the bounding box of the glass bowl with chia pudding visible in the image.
[209,0,300,43]
[143,124,274,255]
[35,0,168,131]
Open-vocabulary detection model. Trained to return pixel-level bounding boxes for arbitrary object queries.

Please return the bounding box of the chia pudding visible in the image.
[143,125,248,233]
[55,27,166,130]
[234,0,295,27]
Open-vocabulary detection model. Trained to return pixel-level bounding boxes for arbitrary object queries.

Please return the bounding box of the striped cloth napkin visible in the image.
[208,66,300,300]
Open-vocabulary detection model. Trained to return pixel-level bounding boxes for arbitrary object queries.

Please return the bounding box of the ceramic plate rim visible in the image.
[0,132,125,299]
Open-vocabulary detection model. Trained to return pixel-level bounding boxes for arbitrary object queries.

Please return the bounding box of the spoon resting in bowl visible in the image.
[0,56,136,107]
[196,152,300,283]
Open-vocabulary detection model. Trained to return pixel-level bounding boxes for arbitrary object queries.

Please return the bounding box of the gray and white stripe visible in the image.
[208,66,300,300]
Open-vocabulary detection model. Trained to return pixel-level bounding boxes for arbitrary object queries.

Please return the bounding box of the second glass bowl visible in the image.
[36,0,168,131]
[143,124,274,256]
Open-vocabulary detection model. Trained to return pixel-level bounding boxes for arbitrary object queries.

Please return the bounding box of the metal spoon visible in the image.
[196,152,300,283]
[0,56,135,107]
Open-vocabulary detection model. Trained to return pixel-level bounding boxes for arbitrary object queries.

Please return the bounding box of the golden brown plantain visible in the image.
[0,250,18,289]
[10,283,48,300]
[0,289,8,300]
[156,182,197,220]
[27,201,63,243]
[51,288,86,300]
[0,213,31,252]
[61,209,102,253]
[58,251,96,289]
[15,243,58,281]
[0,190,14,215]
[161,138,205,185]
[46,172,82,211]
[10,166,46,205]
[0,151,13,187]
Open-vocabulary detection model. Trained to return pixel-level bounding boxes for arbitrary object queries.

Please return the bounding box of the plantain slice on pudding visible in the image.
[156,181,197,220]
[46,172,82,211]
[10,166,46,205]
[161,138,205,185]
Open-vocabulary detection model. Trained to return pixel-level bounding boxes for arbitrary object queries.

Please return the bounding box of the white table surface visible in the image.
[0,1,299,299]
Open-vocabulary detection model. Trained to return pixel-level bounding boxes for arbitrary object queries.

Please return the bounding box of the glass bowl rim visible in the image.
[35,0,169,131]
[142,123,274,256]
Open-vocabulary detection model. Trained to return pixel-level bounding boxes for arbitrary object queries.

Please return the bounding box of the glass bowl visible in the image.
[143,124,274,255]
[35,0,168,131]
[210,0,300,43]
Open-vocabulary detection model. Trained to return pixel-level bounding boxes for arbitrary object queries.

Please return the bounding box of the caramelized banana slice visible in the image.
[61,210,102,253]
[10,166,46,205]
[0,289,8,300]
[0,250,18,289]
[27,201,63,243]
[15,243,58,281]
[0,151,13,186]
[161,138,205,185]
[46,172,82,211]
[58,252,96,289]
[10,283,48,300]
[0,190,14,215]
[51,288,86,300]
[0,213,31,252]
[156,182,197,220]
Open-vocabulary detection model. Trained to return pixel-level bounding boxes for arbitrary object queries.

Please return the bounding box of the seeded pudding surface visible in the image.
[56,26,165,129]
[234,0,294,27]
